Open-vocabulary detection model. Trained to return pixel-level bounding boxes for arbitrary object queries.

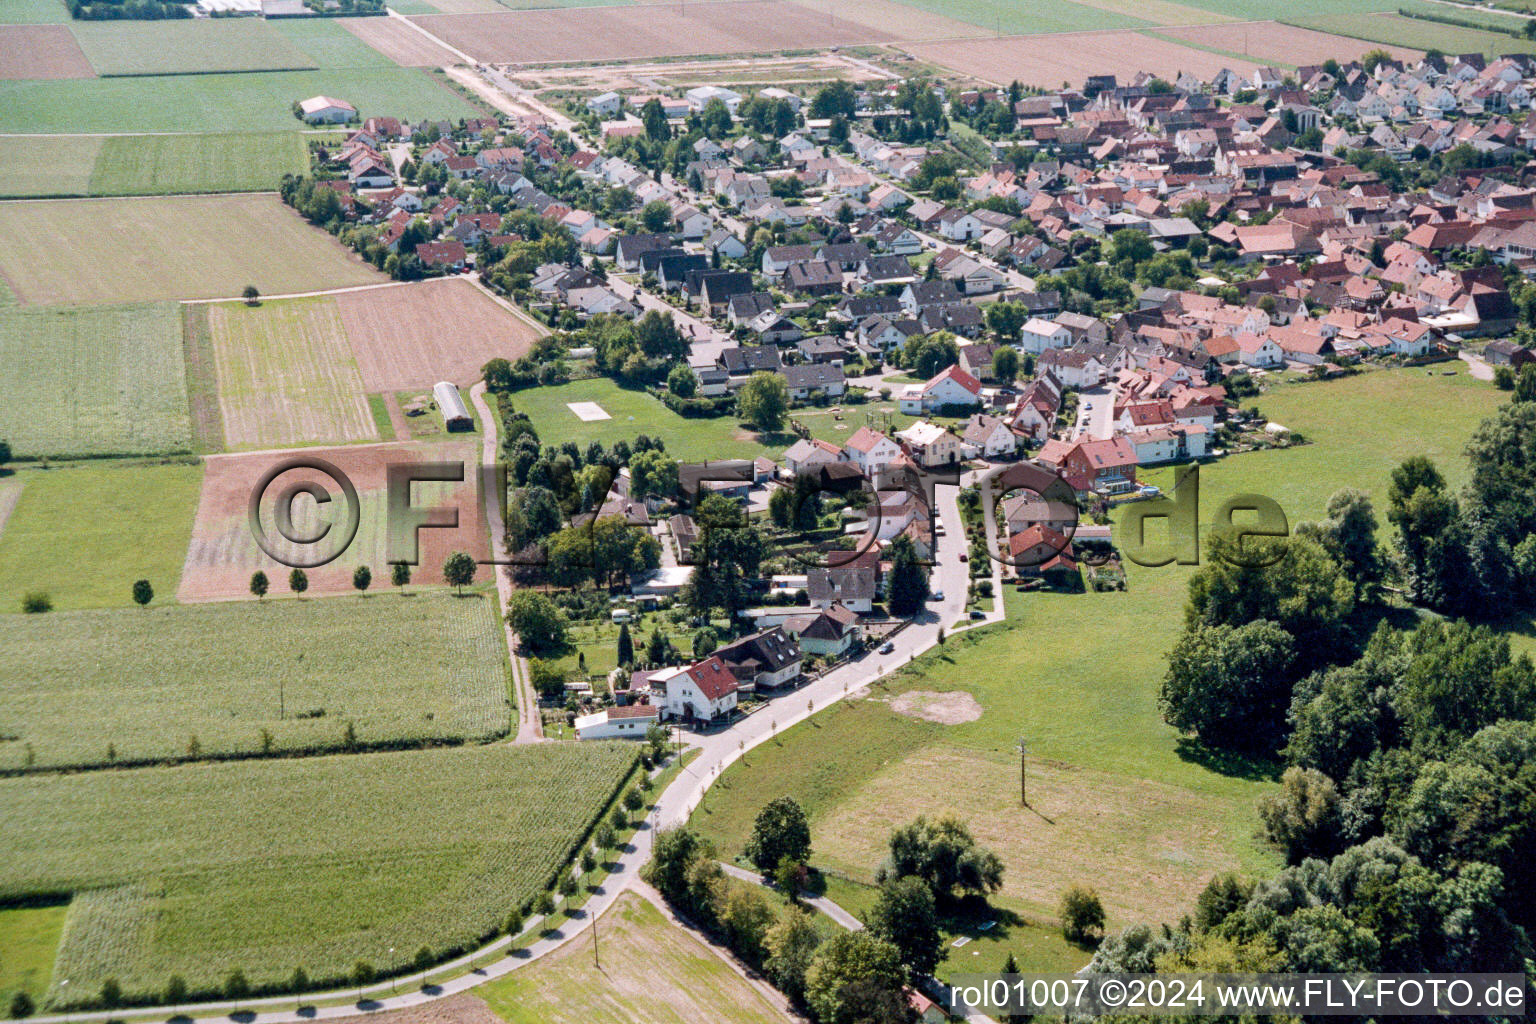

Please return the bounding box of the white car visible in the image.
[878,641,895,654]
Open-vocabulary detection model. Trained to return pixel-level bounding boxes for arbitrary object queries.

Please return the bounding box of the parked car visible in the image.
[878,641,895,654]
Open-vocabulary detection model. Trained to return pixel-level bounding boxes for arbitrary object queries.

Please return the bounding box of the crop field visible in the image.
[178,440,489,601]
[0,135,100,199]
[1,742,638,1004]
[0,0,69,22]
[513,378,785,462]
[0,593,509,771]
[883,0,1156,34]
[268,16,399,69]
[68,20,319,76]
[695,366,1504,946]
[1287,11,1536,56]
[0,25,94,79]
[339,16,465,67]
[0,903,67,1003]
[481,892,795,1024]
[0,133,307,198]
[0,68,483,134]
[908,30,1260,88]
[410,1,896,64]
[0,195,383,305]
[0,460,204,613]
[203,298,377,450]
[775,0,983,41]
[1158,21,1422,66]
[335,279,545,391]
[0,303,190,458]
[1172,0,1398,19]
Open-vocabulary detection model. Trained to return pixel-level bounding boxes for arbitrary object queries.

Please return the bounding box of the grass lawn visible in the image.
[511,378,784,462]
[0,592,510,771]
[0,903,67,1003]
[693,366,1504,960]
[480,891,793,1024]
[0,460,203,613]
[69,19,319,76]
[1,742,637,1005]
[0,303,190,458]
[0,67,482,134]
[0,194,383,306]
[888,0,1156,33]
[0,0,67,22]
[205,298,377,450]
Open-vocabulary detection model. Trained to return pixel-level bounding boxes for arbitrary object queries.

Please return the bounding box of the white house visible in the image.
[898,365,983,414]
[1019,317,1073,354]
[586,91,624,117]
[1128,425,1208,464]
[960,414,1020,459]
[896,420,961,467]
[575,704,659,740]
[653,656,739,723]
[843,426,904,478]
[783,437,845,476]
[299,95,356,124]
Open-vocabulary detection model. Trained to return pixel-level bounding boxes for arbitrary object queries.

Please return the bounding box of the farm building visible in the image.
[299,96,357,124]
[433,381,473,432]
[575,704,659,740]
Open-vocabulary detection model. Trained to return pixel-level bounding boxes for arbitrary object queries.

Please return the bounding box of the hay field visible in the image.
[1159,20,1422,65]
[411,0,896,64]
[0,133,307,198]
[0,25,93,79]
[178,439,489,601]
[0,195,383,305]
[340,16,464,66]
[0,135,101,197]
[0,593,509,771]
[336,279,544,391]
[0,303,190,458]
[908,29,1261,87]
[203,298,377,450]
[68,19,318,76]
[2,743,638,1004]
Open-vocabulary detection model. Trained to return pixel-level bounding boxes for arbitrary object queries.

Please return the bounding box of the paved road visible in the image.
[1071,386,1114,441]
[605,273,734,366]
[717,862,864,932]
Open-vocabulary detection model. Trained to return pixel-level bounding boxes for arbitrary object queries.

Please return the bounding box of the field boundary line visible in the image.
[466,275,549,336]
[387,7,475,64]
[183,279,417,305]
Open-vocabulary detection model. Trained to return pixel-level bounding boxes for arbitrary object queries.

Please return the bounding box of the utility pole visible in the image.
[592,900,601,968]
[1017,736,1028,806]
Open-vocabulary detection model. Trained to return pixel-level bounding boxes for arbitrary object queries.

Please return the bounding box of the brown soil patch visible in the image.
[906,29,1261,87]
[889,689,982,724]
[411,0,896,64]
[341,16,463,66]
[335,278,544,392]
[327,993,502,1024]
[177,439,489,601]
[1158,21,1423,66]
[0,26,96,80]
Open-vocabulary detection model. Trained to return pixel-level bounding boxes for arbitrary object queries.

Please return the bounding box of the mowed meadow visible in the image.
[1,742,639,1004]
[692,366,1505,970]
[0,593,510,771]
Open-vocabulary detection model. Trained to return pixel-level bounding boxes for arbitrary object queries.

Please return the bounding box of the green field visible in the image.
[1178,0,1397,19]
[513,378,784,462]
[693,366,1504,964]
[0,194,383,305]
[0,903,67,1003]
[481,891,792,1024]
[0,460,203,613]
[0,303,191,458]
[268,16,400,69]
[0,133,309,198]
[0,742,636,1005]
[1288,9,1536,54]
[0,0,67,22]
[889,0,1157,33]
[0,593,510,771]
[0,135,100,198]
[69,20,320,76]
[0,68,482,134]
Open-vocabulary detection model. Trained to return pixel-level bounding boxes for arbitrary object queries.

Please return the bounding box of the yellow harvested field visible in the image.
[205,298,376,450]
[341,16,463,66]
[1159,20,1423,66]
[814,747,1249,927]
[906,29,1261,87]
[811,0,988,41]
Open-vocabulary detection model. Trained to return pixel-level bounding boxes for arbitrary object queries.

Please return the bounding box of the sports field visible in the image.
[203,298,377,450]
[0,68,483,134]
[0,195,383,305]
[0,303,190,458]
[68,19,318,76]
[0,25,94,79]
[0,593,509,771]
[335,279,545,391]
[481,892,795,1024]
[694,366,1504,948]
[513,378,785,462]
[1,742,638,1004]
[0,460,203,613]
[178,440,489,601]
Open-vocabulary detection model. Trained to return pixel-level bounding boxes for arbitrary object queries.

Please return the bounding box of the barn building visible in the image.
[433,381,473,432]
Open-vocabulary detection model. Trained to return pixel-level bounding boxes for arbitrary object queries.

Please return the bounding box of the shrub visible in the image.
[10,992,35,1018]
[21,591,51,613]
[1059,885,1106,944]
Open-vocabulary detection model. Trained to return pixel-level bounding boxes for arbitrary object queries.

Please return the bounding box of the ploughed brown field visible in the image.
[335,278,545,392]
[341,15,464,67]
[410,0,896,64]
[0,26,95,80]
[1157,21,1423,67]
[178,440,491,601]
[907,29,1262,87]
